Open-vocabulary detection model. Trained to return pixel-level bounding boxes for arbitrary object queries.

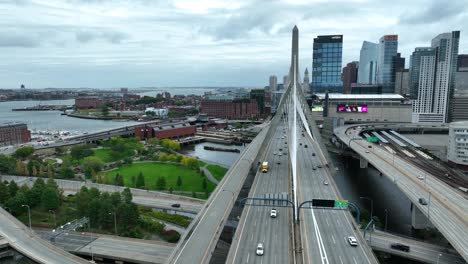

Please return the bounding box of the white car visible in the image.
[417,175,424,180]
[256,243,264,256]
[365,150,370,153]
[270,209,277,218]
[347,236,358,246]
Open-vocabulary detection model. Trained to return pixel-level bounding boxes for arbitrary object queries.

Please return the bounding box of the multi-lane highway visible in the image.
[228,122,292,264]
[335,125,468,262]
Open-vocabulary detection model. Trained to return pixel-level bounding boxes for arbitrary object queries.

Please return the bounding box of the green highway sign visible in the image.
[334,199,349,209]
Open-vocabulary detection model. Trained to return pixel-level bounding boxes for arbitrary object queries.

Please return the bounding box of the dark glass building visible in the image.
[312,35,343,94]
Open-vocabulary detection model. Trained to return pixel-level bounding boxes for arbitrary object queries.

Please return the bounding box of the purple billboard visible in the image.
[337,104,368,113]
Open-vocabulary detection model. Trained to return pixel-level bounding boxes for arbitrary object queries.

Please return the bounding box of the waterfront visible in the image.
[0,99,137,134]
[181,142,245,167]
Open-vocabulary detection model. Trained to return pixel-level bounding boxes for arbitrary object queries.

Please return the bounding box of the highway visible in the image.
[228,122,292,264]
[297,126,377,264]
[167,125,269,264]
[335,124,468,262]
[367,229,466,264]
[0,175,204,214]
[0,207,88,264]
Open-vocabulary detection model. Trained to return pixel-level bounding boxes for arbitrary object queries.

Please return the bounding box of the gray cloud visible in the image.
[75,29,129,44]
[0,33,40,47]
[399,0,466,25]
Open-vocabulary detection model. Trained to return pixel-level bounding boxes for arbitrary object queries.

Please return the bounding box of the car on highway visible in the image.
[299,143,302,146]
[419,198,428,205]
[323,181,329,185]
[312,153,315,156]
[317,165,322,168]
[278,153,282,156]
[304,144,308,148]
[417,175,424,180]
[312,167,316,170]
[368,145,372,148]
[365,150,370,153]
[270,208,277,218]
[256,243,264,256]
[171,204,181,208]
[347,236,358,246]
[391,243,410,252]
[273,152,277,155]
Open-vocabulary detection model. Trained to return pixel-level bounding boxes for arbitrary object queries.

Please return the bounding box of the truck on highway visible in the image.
[262,162,269,173]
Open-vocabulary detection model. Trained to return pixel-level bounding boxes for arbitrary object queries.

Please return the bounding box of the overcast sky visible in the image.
[1,0,467,89]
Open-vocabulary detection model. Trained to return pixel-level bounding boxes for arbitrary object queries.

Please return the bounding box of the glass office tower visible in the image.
[377,35,399,93]
[311,35,343,94]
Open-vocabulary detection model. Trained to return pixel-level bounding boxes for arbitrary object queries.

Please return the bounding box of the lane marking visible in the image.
[339,256,344,264]
[246,253,250,263]
[353,256,358,264]
[310,205,329,264]
[331,235,335,244]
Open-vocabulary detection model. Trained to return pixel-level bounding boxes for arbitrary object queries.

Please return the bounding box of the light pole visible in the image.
[109,212,117,235]
[21,204,31,231]
[427,191,432,227]
[436,253,442,264]
[384,209,388,232]
[49,210,56,228]
[89,246,95,263]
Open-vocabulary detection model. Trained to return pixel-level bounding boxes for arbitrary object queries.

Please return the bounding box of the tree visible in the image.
[98,200,114,229]
[155,176,166,190]
[82,157,104,178]
[6,191,28,216]
[47,164,54,178]
[177,176,182,188]
[16,161,26,176]
[14,146,35,159]
[87,199,101,227]
[131,175,136,187]
[8,181,18,197]
[122,188,133,204]
[101,105,110,116]
[60,167,74,179]
[0,154,16,174]
[147,138,159,146]
[41,187,60,210]
[55,146,65,155]
[31,165,38,177]
[117,202,139,228]
[0,181,10,205]
[192,191,196,198]
[70,145,93,160]
[169,186,173,194]
[202,178,208,190]
[136,172,145,189]
[181,157,198,169]
[27,178,45,207]
[110,192,122,207]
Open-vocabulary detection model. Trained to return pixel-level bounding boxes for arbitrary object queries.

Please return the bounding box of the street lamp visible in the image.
[109,212,117,235]
[436,253,442,264]
[21,204,31,231]
[49,210,56,228]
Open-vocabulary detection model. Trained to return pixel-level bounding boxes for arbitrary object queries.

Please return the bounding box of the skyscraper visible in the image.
[269,75,278,91]
[342,61,359,94]
[377,35,399,93]
[311,35,343,94]
[410,31,460,123]
[290,25,299,86]
[358,41,379,84]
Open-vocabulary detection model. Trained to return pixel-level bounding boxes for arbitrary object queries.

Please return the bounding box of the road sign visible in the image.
[334,199,349,209]
[312,199,335,207]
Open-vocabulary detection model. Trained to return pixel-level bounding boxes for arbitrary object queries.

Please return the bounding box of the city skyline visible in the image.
[0,0,467,88]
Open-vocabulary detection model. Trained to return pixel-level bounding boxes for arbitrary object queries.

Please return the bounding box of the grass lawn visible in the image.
[93,148,133,163]
[206,164,228,181]
[105,162,216,192]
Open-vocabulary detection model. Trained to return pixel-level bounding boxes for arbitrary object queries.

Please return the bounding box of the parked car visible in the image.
[171,204,181,208]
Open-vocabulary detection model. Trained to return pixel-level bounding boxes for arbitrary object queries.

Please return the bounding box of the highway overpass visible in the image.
[334,124,468,262]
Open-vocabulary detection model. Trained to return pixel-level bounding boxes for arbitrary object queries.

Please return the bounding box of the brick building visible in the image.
[75,97,102,109]
[135,122,196,140]
[0,122,31,146]
[200,99,260,120]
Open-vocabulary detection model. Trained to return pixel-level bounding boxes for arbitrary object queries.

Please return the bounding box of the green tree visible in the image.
[136,172,145,189]
[6,191,28,216]
[131,175,137,187]
[98,200,114,229]
[27,160,41,176]
[155,176,166,190]
[202,178,207,190]
[47,164,54,178]
[70,145,93,160]
[169,186,173,194]
[60,167,75,179]
[0,181,10,205]
[82,156,104,178]
[0,154,16,174]
[54,146,65,155]
[87,198,101,227]
[14,146,35,159]
[101,105,110,116]
[41,187,60,210]
[147,138,159,146]
[110,192,122,207]
[16,160,26,176]
[192,191,196,198]
[26,178,46,207]
[177,176,182,188]
[75,187,90,216]
[8,181,18,197]
[117,202,139,229]
[122,188,133,203]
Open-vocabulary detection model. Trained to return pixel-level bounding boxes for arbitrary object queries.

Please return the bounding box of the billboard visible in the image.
[337,104,368,113]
